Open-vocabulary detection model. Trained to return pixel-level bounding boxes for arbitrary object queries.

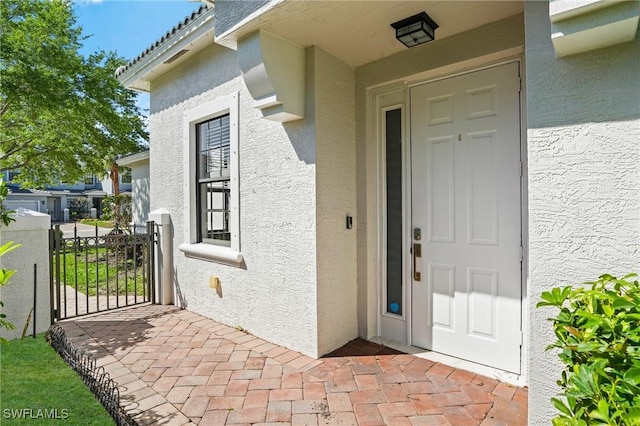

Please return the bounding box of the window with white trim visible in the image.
[197,114,231,245]
[179,93,242,265]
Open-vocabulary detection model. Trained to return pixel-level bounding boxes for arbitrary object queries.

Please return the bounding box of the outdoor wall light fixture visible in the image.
[391,12,439,48]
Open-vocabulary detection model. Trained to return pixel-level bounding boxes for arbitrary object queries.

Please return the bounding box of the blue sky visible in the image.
[73,0,202,60]
[73,0,203,113]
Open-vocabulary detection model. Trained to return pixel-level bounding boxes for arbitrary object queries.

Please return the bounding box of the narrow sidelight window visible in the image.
[386,108,403,315]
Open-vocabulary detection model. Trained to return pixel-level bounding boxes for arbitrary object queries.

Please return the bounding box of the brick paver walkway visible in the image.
[58,304,528,425]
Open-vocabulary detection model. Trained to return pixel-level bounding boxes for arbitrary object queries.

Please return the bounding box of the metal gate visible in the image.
[49,222,155,321]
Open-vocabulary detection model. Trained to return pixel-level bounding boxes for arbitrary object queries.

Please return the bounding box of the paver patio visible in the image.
[58,304,528,425]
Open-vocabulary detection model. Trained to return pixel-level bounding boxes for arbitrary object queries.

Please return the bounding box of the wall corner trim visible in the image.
[549,0,639,57]
[237,30,305,122]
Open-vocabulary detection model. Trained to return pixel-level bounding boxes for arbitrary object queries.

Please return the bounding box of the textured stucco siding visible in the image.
[354,14,525,339]
[312,47,358,356]
[214,0,273,37]
[131,163,150,230]
[525,2,640,424]
[0,212,51,341]
[149,44,319,356]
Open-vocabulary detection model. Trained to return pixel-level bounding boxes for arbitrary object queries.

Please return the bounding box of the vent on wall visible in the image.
[163,49,190,64]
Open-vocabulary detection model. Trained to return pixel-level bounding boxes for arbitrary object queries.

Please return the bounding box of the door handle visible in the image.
[413,243,422,281]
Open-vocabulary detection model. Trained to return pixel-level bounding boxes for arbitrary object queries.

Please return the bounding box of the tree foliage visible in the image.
[0,0,147,187]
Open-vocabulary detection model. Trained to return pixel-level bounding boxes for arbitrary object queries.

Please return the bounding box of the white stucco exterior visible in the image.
[120,2,640,423]
[148,40,358,357]
[312,47,357,356]
[0,210,51,341]
[525,2,640,423]
[117,151,150,232]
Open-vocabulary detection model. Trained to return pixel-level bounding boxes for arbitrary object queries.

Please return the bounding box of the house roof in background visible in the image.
[6,184,35,195]
[116,150,150,167]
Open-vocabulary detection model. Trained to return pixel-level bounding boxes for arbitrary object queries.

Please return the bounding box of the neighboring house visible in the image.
[116,150,150,233]
[3,168,133,221]
[116,2,640,424]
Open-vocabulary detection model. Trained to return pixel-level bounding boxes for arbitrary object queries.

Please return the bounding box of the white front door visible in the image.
[410,62,522,373]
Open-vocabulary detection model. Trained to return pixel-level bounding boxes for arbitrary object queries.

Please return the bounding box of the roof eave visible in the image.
[117,150,150,166]
[117,8,215,92]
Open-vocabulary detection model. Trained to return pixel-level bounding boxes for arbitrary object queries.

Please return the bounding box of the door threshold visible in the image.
[370,336,526,387]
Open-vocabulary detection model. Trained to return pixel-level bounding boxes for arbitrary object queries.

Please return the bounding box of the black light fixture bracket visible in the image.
[391,12,439,48]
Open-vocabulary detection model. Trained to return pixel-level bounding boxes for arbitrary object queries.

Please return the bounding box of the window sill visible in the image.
[179,243,244,266]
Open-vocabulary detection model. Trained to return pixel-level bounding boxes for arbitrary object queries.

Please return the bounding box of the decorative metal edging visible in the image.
[46,325,137,426]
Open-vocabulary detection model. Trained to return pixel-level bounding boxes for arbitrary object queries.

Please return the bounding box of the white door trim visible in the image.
[368,55,528,384]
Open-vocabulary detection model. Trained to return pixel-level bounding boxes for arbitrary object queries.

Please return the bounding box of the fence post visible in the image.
[146,220,156,305]
[148,209,173,305]
[49,227,55,325]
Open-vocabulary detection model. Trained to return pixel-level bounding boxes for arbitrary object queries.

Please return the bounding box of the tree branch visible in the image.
[0,139,33,160]
[0,102,10,118]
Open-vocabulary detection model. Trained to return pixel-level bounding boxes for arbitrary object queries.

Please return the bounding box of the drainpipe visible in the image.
[148,208,174,305]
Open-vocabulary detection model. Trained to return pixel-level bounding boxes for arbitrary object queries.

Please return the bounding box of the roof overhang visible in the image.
[116,150,150,167]
[214,1,524,69]
[83,190,107,197]
[550,0,639,57]
[117,7,215,92]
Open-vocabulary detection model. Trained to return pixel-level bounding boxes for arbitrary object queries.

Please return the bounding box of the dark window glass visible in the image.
[196,114,231,245]
[386,109,403,315]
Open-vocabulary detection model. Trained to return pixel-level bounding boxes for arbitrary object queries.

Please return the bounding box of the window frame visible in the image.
[120,168,132,184]
[196,114,231,246]
[179,92,242,265]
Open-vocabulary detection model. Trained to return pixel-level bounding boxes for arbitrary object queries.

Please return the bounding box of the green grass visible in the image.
[0,335,114,425]
[55,246,148,296]
[79,219,114,228]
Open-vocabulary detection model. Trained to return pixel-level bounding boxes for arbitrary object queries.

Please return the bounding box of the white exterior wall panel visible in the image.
[0,211,51,341]
[525,2,640,424]
[149,44,319,356]
[313,47,358,356]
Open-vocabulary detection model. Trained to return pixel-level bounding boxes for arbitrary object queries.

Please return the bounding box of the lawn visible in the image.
[0,335,114,425]
[54,245,149,297]
[79,219,115,228]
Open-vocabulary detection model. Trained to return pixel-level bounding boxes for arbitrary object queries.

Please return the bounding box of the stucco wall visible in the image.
[149,43,320,356]
[525,2,640,424]
[214,0,272,36]
[0,210,51,341]
[131,163,150,231]
[353,14,525,339]
[312,47,358,356]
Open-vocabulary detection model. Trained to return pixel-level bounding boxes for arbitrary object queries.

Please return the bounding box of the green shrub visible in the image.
[537,274,640,426]
[101,194,131,228]
[68,196,91,220]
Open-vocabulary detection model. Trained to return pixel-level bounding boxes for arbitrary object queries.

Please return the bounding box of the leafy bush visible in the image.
[68,196,91,220]
[537,274,640,425]
[101,194,131,229]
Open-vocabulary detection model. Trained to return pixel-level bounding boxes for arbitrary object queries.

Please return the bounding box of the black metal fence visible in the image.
[49,222,155,322]
[48,209,65,222]
[46,324,138,426]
